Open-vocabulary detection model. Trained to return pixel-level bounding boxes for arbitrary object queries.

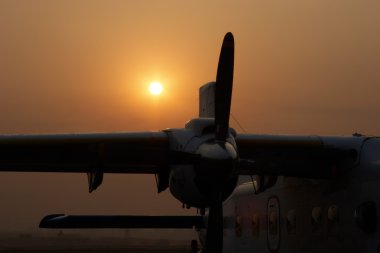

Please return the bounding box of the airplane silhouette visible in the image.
[0,33,376,253]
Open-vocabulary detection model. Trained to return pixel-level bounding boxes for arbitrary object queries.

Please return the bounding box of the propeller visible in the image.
[205,193,223,253]
[215,32,234,142]
[204,32,235,253]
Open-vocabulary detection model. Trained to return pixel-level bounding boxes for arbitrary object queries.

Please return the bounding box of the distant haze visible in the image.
[0,0,379,234]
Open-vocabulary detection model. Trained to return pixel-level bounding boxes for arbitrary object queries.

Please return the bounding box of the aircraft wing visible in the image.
[0,132,168,173]
[0,132,363,177]
[235,134,362,178]
[0,132,171,192]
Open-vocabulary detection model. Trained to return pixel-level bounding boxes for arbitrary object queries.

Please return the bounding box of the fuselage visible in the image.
[201,136,380,253]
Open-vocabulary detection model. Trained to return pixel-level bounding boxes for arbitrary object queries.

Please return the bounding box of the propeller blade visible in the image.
[204,195,223,253]
[215,32,235,141]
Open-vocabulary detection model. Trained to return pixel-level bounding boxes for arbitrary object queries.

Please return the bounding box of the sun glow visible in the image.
[149,81,163,96]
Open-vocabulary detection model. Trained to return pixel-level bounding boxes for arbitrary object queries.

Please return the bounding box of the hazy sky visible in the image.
[0,0,379,232]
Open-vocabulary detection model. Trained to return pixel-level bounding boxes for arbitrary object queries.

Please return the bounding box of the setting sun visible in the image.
[149,81,163,96]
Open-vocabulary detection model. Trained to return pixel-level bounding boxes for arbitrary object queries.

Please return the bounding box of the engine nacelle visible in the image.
[169,164,210,208]
[169,163,238,208]
[166,118,239,208]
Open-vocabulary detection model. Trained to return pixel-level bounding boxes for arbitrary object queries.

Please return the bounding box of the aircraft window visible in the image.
[327,205,339,235]
[286,209,296,235]
[251,213,260,236]
[235,215,242,237]
[269,212,278,235]
[355,201,376,233]
[267,197,280,251]
[311,207,322,235]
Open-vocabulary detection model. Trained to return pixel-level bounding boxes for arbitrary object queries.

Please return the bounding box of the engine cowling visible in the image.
[169,138,238,208]
[166,118,239,208]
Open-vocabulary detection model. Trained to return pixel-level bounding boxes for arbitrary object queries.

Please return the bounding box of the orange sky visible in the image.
[0,0,379,233]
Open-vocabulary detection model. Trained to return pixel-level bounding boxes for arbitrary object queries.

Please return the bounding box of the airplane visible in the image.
[0,32,378,253]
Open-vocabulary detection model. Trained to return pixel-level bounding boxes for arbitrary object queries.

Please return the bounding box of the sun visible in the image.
[149,81,163,96]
